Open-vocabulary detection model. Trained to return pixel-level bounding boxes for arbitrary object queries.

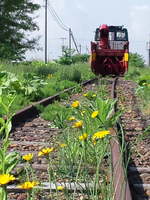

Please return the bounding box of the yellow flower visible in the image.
[83,93,88,97]
[0,174,16,185]
[22,153,33,161]
[60,143,67,148]
[57,185,64,191]
[68,116,76,121]
[91,111,99,118]
[38,147,54,157]
[79,133,88,141]
[92,94,97,97]
[72,121,83,128]
[92,130,110,141]
[18,181,39,190]
[71,101,80,108]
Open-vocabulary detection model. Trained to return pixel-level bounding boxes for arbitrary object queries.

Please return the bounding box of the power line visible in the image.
[47,1,80,55]
[48,1,69,30]
[47,1,69,31]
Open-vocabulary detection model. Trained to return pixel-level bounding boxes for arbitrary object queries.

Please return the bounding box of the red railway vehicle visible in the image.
[91,24,129,76]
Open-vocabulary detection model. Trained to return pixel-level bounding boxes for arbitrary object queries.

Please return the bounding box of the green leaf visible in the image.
[5,120,12,136]
[5,152,20,174]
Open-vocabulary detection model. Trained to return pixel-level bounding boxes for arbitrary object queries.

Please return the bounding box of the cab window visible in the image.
[109,32,115,41]
[95,29,100,41]
[116,31,127,41]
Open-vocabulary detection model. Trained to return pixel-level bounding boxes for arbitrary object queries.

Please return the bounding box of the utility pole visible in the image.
[71,32,80,54]
[69,28,72,56]
[79,44,81,54]
[45,0,48,64]
[147,41,150,66]
[86,45,89,54]
[60,37,67,56]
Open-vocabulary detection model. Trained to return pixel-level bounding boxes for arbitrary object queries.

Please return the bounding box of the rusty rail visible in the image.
[110,77,132,200]
[9,77,133,198]
[12,78,98,126]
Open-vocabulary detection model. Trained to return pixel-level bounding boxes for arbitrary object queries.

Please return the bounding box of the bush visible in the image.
[71,69,81,83]
[72,54,90,63]
[58,56,73,65]
[129,53,145,68]
[41,79,77,98]
[41,102,72,128]
[59,67,82,83]
[57,47,89,65]
[57,48,74,65]
[35,66,58,78]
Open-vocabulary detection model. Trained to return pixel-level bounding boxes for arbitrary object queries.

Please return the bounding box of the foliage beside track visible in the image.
[0,61,95,115]
[126,53,150,116]
[38,84,121,199]
[0,84,121,199]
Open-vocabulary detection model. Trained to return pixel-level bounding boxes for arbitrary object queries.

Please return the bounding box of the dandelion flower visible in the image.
[71,101,80,108]
[18,181,39,190]
[60,143,67,148]
[92,130,110,141]
[57,185,64,191]
[0,174,16,185]
[91,111,99,118]
[68,116,76,121]
[38,147,54,157]
[22,153,33,161]
[92,94,96,97]
[79,133,88,141]
[72,120,83,128]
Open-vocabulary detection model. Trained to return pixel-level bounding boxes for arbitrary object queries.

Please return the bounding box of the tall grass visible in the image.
[0,60,95,113]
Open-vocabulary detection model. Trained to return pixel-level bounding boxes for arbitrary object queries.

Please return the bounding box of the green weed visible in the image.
[40,102,72,129]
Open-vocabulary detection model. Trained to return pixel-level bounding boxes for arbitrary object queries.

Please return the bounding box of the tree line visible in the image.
[0,0,40,60]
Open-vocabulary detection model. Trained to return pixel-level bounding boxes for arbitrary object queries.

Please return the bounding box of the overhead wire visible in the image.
[47,0,80,54]
[47,0,69,31]
[47,7,68,31]
[48,1,69,30]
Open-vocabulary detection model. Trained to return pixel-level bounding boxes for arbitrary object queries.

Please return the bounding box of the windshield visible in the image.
[116,31,127,41]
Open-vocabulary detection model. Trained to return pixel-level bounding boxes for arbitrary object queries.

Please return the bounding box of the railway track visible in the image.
[1,77,149,199]
[116,79,150,200]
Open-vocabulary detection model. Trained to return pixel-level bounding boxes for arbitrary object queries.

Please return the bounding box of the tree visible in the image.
[0,0,40,60]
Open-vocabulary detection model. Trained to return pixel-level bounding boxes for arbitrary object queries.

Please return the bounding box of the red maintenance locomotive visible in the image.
[91,24,129,76]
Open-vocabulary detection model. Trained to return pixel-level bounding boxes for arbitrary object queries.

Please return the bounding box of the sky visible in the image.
[26,0,150,64]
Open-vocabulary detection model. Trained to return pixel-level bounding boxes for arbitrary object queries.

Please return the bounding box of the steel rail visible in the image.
[12,78,98,126]
[9,76,133,199]
[110,77,132,200]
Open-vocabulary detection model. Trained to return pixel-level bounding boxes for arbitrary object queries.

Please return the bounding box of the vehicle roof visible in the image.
[108,26,127,32]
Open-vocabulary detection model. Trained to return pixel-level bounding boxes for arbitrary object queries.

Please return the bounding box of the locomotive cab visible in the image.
[91,25,129,76]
